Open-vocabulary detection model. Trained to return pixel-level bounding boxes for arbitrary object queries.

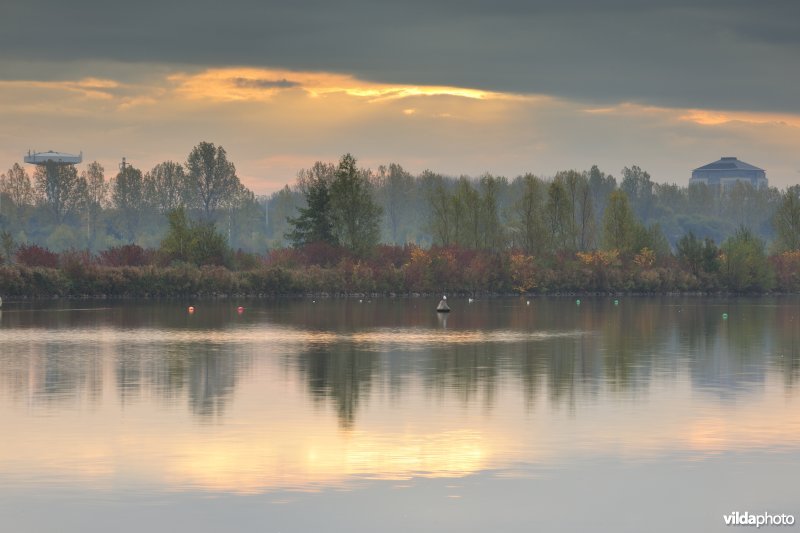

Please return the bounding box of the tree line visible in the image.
[3,148,800,293]
[0,142,265,253]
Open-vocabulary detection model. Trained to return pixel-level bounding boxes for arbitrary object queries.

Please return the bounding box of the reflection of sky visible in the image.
[0,299,799,496]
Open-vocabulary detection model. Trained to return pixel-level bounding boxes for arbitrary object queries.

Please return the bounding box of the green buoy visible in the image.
[722,313,728,320]
[576,299,581,305]
[614,299,619,306]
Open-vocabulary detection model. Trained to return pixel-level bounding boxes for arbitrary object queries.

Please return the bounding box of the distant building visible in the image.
[690,156,767,192]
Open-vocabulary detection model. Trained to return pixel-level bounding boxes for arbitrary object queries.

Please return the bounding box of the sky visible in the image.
[1,0,799,193]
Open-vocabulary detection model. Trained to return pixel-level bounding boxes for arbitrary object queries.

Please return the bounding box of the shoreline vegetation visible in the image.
[1,242,798,300]
[3,146,800,299]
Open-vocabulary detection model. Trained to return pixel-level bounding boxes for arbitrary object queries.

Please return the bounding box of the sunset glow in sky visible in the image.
[2,1,799,192]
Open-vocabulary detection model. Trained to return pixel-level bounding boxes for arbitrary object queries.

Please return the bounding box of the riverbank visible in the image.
[0,254,796,299]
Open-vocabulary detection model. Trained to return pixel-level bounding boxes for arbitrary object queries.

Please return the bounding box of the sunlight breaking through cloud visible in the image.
[168,67,502,103]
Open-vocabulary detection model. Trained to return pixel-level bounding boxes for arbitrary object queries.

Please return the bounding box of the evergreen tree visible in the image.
[285,163,337,247]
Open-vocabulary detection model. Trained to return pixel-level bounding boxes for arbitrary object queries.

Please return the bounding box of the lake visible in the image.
[1,297,798,532]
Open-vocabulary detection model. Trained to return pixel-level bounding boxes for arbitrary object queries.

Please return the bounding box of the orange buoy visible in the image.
[188,306,195,314]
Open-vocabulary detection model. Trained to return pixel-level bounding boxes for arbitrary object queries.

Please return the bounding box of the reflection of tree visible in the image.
[113,342,245,417]
[25,343,104,406]
[187,345,240,418]
[296,345,378,429]
[116,345,142,405]
[3,297,800,429]
[771,304,800,388]
[424,344,498,408]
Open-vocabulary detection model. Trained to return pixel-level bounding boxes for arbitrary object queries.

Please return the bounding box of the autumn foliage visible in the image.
[0,240,795,298]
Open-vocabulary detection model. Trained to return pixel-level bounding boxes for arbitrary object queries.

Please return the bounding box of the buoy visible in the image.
[468,298,474,303]
[437,295,451,313]
[614,299,619,306]
[722,313,728,320]
[526,300,530,305]
[237,306,244,314]
[576,299,581,305]
[188,306,195,314]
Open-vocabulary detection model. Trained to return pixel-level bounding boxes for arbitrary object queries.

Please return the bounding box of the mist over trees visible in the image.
[0,142,265,254]
[1,142,798,282]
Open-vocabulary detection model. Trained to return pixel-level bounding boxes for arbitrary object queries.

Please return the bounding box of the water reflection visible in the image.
[0,297,799,493]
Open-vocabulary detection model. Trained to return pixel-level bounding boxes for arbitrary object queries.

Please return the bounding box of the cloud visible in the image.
[1,64,799,195]
[231,77,299,90]
[1,1,799,113]
[168,67,499,103]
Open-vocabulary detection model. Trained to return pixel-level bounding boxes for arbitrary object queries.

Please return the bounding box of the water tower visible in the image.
[24,149,83,177]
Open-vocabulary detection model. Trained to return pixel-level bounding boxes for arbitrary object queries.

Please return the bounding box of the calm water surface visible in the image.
[1,297,799,532]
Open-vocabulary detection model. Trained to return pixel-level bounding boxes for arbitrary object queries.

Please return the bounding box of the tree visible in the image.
[81,161,108,249]
[773,186,800,251]
[480,174,505,250]
[112,163,145,242]
[266,185,304,245]
[621,165,654,222]
[556,170,594,250]
[160,206,230,266]
[511,174,547,254]
[677,232,720,277]
[588,165,616,227]
[453,177,478,247]
[0,230,15,263]
[285,162,337,247]
[34,162,83,224]
[1,163,34,208]
[145,161,188,215]
[376,163,413,244]
[186,142,240,220]
[676,232,704,276]
[329,154,382,255]
[602,190,637,252]
[721,226,773,292]
[428,174,453,246]
[545,180,574,251]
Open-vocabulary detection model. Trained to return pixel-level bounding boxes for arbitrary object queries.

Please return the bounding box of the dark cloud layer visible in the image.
[2,0,799,113]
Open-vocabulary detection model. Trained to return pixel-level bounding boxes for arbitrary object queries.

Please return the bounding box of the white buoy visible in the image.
[468,298,474,303]
[437,295,450,313]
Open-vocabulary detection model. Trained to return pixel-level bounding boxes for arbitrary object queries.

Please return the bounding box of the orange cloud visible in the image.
[167,67,505,103]
[0,77,120,100]
[584,102,800,128]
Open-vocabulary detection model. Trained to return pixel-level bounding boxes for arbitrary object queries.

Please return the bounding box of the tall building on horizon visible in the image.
[689,156,767,192]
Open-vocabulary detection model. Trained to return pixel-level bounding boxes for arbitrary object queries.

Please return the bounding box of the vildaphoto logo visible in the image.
[723,512,795,528]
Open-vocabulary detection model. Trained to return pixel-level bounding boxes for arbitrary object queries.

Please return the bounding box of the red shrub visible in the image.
[300,241,345,266]
[16,244,59,268]
[98,244,153,267]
